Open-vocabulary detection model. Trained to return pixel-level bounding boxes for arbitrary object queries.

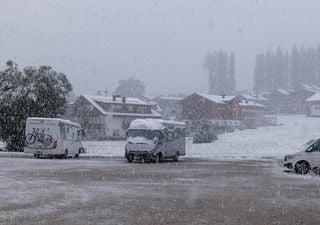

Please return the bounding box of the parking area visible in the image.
[1,157,320,225]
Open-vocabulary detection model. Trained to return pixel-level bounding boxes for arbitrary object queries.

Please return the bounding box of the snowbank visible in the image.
[83,115,320,160]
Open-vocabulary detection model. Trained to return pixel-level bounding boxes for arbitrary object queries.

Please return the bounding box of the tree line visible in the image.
[203,51,236,95]
[254,44,320,93]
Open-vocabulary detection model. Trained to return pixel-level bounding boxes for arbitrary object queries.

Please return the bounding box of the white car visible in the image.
[284,139,320,174]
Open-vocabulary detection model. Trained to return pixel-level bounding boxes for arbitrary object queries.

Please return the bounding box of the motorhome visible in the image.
[125,119,186,163]
[24,117,85,158]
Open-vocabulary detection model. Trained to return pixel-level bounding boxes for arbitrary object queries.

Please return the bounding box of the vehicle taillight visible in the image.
[52,141,57,149]
[24,143,28,153]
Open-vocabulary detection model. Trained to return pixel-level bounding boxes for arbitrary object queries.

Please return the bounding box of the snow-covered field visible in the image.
[83,115,320,160]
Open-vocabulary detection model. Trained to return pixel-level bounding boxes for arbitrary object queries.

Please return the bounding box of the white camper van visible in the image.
[24,117,85,159]
[125,119,186,163]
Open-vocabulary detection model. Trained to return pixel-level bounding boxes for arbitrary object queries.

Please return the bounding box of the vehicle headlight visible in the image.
[286,155,295,160]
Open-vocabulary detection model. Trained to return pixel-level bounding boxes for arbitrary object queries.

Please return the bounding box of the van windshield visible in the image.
[127,129,163,140]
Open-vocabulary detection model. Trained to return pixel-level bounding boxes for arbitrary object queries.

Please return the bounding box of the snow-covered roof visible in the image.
[300,84,320,93]
[81,95,161,117]
[240,94,268,101]
[107,109,162,118]
[239,101,265,108]
[276,89,291,95]
[196,93,236,104]
[27,117,81,127]
[129,119,185,130]
[306,93,320,102]
[85,95,150,105]
[158,96,183,101]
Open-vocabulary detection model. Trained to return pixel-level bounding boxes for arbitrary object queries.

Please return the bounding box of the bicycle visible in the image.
[26,128,53,146]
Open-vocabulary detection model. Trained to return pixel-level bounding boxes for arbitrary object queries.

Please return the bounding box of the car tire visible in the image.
[127,154,133,163]
[295,161,310,175]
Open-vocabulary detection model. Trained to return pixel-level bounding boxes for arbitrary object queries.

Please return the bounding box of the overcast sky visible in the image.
[1,0,320,96]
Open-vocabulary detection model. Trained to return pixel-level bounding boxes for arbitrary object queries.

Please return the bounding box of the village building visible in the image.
[263,89,293,113]
[291,84,319,114]
[239,101,265,128]
[239,93,268,106]
[305,93,320,117]
[180,93,241,130]
[152,96,183,120]
[70,95,161,140]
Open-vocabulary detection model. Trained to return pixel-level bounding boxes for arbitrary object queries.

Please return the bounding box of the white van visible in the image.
[24,117,85,159]
[125,119,186,163]
[284,139,320,174]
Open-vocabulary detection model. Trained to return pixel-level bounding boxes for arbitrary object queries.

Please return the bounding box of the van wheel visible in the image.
[173,152,179,162]
[295,161,310,175]
[155,153,163,163]
[75,150,80,158]
[64,150,68,159]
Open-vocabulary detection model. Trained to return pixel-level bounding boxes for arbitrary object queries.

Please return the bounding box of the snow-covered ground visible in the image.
[83,115,320,160]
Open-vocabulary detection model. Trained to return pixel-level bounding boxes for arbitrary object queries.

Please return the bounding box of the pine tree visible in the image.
[228,52,236,94]
[253,53,266,93]
[274,45,284,89]
[290,45,301,89]
[203,53,215,94]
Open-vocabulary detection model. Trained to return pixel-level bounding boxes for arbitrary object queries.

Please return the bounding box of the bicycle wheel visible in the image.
[26,134,36,145]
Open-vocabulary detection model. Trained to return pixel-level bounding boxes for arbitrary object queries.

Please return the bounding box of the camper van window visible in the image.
[60,124,66,140]
[77,130,80,140]
[127,130,162,140]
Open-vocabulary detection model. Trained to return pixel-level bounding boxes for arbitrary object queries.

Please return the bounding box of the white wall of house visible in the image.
[104,115,132,137]
[310,104,320,116]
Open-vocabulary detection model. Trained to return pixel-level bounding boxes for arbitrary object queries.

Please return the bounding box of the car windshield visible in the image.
[127,129,162,140]
[299,139,317,151]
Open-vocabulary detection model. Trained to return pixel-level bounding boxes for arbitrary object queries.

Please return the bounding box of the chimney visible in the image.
[122,96,126,103]
[112,95,116,101]
[221,91,226,99]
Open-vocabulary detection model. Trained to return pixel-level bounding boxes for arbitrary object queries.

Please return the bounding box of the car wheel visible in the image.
[127,154,133,163]
[295,161,310,175]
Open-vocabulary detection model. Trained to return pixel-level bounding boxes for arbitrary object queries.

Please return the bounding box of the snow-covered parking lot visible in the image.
[1,157,320,225]
[1,115,320,224]
[84,115,320,160]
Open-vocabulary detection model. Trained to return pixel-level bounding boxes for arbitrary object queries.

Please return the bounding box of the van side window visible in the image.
[77,130,80,140]
[60,124,66,140]
[66,126,69,133]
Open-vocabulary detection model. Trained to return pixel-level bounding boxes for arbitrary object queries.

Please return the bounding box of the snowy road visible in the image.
[1,157,320,225]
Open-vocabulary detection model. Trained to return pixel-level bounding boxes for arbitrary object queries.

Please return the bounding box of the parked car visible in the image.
[284,139,320,174]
